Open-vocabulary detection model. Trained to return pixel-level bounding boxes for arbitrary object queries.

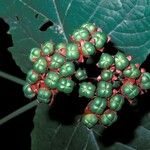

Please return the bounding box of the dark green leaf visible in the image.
[31,104,104,150]
[99,126,150,150]
[1,0,150,72]
[32,103,150,150]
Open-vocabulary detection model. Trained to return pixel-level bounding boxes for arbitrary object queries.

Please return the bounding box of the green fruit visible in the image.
[89,97,107,114]
[79,82,96,98]
[92,32,107,49]
[75,68,87,81]
[140,72,150,90]
[50,53,65,69]
[66,43,80,60]
[97,53,114,69]
[101,110,117,126]
[29,47,41,62]
[72,28,90,42]
[60,62,75,77]
[26,70,39,84]
[82,42,96,57]
[123,64,140,78]
[122,82,139,99]
[55,43,66,53]
[115,52,129,70]
[56,43,66,50]
[97,81,113,98]
[41,41,54,56]
[37,88,51,103]
[82,114,98,128]
[45,71,59,89]
[23,83,35,99]
[57,78,74,94]
[81,23,97,33]
[101,70,113,81]
[109,94,124,111]
[33,57,47,73]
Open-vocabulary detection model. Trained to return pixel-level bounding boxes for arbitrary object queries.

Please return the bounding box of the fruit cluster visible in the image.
[82,52,150,128]
[23,23,150,128]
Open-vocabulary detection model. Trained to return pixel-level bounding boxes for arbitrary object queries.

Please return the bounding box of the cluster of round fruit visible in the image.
[23,23,150,128]
[23,23,109,103]
[82,52,150,128]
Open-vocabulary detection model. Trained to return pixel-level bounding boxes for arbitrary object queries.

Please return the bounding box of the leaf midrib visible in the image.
[18,0,68,42]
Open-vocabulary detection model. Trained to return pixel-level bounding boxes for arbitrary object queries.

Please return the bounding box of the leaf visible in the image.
[1,0,150,73]
[99,126,150,150]
[32,103,150,150]
[1,0,150,150]
[31,104,104,150]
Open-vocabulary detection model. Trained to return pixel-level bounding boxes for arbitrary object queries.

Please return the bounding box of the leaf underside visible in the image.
[31,104,103,150]
[1,0,150,149]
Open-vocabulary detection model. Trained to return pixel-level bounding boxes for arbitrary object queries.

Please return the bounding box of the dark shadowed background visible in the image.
[0,18,35,150]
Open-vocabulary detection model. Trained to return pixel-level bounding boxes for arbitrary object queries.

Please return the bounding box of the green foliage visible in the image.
[31,104,104,150]
[1,0,150,73]
[1,0,150,149]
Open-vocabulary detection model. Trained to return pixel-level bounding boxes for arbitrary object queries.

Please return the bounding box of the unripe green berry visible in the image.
[109,94,124,111]
[82,114,98,128]
[50,53,65,69]
[37,88,51,103]
[97,53,114,69]
[60,62,75,77]
[57,78,74,94]
[45,71,59,89]
[82,42,96,57]
[97,81,113,98]
[33,57,47,73]
[56,42,66,50]
[75,68,87,81]
[79,82,96,98]
[140,72,150,90]
[26,70,39,84]
[81,23,97,33]
[29,48,41,62]
[89,97,107,114]
[101,70,113,81]
[23,83,35,99]
[123,64,140,79]
[115,52,129,70]
[41,41,54,56]
[66,43,80,60]
[55,43,66,53]
[72,28,90,42]
[122,82,139,99]
[100,110,117,126]
[92,32,107,49]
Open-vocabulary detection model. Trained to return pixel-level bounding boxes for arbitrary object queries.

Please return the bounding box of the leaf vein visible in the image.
[88,0,103,22]
[65,0,74,17]
[18,0,49,20]
[83,134,90,150]
[117,39,150,49]
[116,142,136,150]
[109,0,137,35]
[112,28,150,35]
[62,0,74,26]
[65,122,80,150]
[89,129,99,150]
[52,0,68,42]
[49,124,62,147]
[19,22,39,45]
